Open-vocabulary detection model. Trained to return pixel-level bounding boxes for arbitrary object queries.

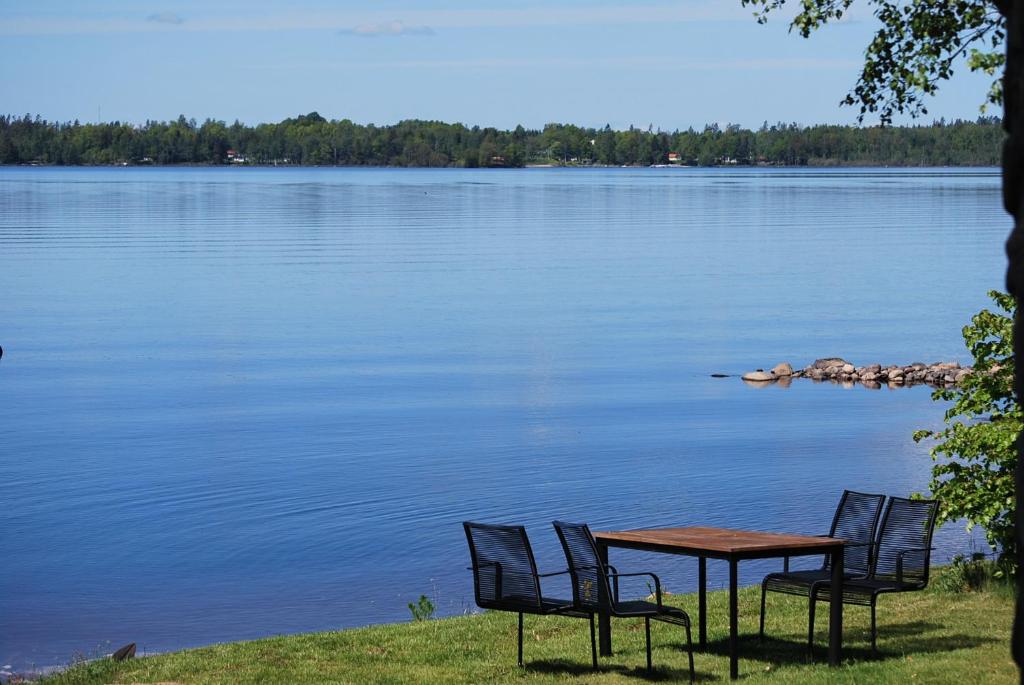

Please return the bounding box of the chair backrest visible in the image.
[552,521,613,612]
[871,496,939,585]
[825,490,886,575]
[463,521,542,611]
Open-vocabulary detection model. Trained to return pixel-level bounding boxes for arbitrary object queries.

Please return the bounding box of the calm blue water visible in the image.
[0,167,1007,671]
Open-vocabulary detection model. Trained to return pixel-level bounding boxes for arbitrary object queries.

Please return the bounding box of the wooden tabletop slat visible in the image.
[594,526,845,554]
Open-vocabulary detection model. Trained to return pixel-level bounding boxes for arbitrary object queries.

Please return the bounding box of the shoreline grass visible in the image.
[36,572,1015,684]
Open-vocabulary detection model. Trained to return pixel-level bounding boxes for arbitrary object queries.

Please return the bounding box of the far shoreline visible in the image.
[1,162,1002,169]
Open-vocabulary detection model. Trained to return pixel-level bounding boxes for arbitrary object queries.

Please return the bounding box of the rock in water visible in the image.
[812,357,848,370]
[741,370,775,382]
[770,362,793,377]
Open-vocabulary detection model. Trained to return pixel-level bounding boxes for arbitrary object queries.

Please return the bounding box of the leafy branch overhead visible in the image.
[742,0,1006,124]
[913,291,1019,568]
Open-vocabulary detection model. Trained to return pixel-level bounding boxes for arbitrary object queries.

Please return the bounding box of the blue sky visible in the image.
[0,1,994,130]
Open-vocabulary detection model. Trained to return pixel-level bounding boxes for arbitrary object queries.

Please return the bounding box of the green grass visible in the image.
[38,574,1015,684]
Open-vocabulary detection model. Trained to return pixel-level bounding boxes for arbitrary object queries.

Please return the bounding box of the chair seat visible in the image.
[814,577,923,599]
[612,600,691,626]
[758,495,938,657]
[763,569,866,597]
[483,595,580,615]
[464,521,602,670]
[538,596,576,613]
[547,600,592,618]
[552,520,695,681]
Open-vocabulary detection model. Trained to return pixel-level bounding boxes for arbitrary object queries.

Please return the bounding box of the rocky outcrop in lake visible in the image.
[736,358,974,389]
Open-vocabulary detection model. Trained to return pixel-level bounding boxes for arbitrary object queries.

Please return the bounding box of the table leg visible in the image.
[828,545,843,666]
[698,556,707,648]
[729,558,738,680]
[597,541,612,656]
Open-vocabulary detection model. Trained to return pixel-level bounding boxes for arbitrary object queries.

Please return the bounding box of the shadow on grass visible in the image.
[693,621,997,666]
[527,658,719,682]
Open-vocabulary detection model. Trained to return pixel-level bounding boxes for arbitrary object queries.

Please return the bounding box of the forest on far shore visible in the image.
[0,112,1003,168]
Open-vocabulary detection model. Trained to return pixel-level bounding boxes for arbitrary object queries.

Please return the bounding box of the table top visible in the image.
[594,526,845,559]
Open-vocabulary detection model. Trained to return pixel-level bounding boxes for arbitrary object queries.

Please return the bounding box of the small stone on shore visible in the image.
[112,643,136,662]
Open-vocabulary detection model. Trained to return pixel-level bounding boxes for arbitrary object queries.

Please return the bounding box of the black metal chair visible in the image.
[552,520,694,681]
[463,521,594,668]
[759,489,886,651]
[809,496,939,654]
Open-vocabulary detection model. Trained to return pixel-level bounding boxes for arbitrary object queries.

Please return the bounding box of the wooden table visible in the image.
[594,526,845,680]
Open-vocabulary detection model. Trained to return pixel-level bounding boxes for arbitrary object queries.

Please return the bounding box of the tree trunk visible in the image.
[1000,1,1024,681]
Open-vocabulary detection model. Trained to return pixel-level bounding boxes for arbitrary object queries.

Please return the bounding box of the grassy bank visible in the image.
[39,575,1015,684]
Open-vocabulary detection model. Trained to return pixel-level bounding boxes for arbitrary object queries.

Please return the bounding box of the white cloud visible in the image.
[247,56,860,72]
[146,12,185,26]
[345,20,433,37]
[0,3,764,36]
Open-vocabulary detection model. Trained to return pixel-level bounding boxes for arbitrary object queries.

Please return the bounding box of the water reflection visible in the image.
[0,166,1002,671]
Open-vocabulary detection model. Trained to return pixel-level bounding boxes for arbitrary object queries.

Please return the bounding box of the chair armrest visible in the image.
[607,564,619,600]
[783,534,833,569]
[535,568,573,602]
[466,561,497,573]
[783,539,869,571]
[466,560,499,571]
[812,537,871,549]
[558,564,622,601]
[469,562,543,609]
[896,547,935,584]
[564,564,617,573]
[537,569,571,578]
[607,571,663,607]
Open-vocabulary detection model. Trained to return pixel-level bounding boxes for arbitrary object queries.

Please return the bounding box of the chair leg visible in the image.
[807,590,816,657]
[870,601,877,656]
[685,621,695,684]
[517,612,524,667]
[759,582,768,641]
[645,617,652,671]
[589,614,598,669]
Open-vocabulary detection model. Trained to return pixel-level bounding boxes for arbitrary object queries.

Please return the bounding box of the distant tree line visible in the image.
[0,112,1003,168]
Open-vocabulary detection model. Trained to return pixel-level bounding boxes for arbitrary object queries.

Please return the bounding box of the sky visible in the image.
[0,1,996,131]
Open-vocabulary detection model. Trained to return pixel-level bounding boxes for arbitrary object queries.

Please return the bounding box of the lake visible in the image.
[0,166,1007,672]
